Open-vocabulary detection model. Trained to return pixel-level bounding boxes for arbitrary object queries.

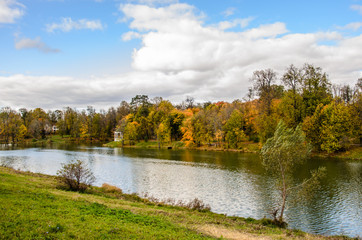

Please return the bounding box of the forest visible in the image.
[1,64,361,154]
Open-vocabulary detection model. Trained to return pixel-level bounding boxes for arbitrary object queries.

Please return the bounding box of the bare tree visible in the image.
[185,96,195,109]
[251,69,278,115]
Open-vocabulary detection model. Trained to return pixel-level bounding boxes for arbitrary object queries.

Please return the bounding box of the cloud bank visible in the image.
[1,3,362,109]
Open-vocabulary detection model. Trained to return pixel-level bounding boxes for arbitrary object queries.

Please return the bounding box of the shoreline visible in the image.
[0,166,356,239]
[104,140,362,160]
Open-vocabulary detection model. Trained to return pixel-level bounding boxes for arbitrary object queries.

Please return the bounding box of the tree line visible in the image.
[1,63,361,153]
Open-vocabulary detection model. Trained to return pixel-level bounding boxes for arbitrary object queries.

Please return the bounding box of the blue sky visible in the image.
[0,0,361,109]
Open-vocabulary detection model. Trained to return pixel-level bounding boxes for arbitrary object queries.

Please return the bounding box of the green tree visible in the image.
[130,95,152,118]
[167,110,185,141]
[123,117,139,145]
[261,121,325,224]
[223,109,246,149]
[157,122,171,147]
[191,110,208,147]
[280,64,304,127]
[17,124,27,142]
[302,104,324,151]
[303,102,354,153]
[301,64,332,117]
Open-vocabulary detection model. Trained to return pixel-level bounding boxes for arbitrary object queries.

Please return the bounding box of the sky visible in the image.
[1,0,362,110]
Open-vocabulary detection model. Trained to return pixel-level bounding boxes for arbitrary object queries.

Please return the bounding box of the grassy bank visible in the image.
[0,167,354,239]
[104,140,260,153]
[314,146,362,160]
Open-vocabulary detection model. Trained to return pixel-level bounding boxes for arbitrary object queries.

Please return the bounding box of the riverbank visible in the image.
[7,134,361,160]
[0,166,355,239]
[104,140,362,160]
[313,146,362,161]
[104,140,261,153]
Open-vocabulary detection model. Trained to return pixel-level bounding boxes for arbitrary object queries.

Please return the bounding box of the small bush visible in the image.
[140,193,211,212]
[184,198,211,211]
[57,160,95,192]
[101,183,123,194]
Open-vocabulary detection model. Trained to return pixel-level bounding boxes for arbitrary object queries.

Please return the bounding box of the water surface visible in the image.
[0,144,360,237]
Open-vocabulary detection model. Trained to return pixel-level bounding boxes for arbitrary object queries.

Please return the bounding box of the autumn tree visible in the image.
[28,108,50,139]
[0,107,24,143]
[57,107,80,138]
[105,107,117,139]
[166,110,185,141]
[251,69,284,142]
[191,110,209,147]
[123,115,139,145]
[116,101,131,122]
[156,122,171,147]
[148,100,173,138]
[181,109,196,147]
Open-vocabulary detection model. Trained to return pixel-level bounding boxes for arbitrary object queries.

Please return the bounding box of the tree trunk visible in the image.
[279,168,287,223]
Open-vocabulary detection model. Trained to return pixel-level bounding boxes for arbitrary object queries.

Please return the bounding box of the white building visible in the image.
[114,131,123,142]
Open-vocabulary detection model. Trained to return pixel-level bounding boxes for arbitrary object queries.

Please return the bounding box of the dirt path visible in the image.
[197,224,272,240]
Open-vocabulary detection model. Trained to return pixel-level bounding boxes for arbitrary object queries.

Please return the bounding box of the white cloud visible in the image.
[338,22,362,31]
[241,22,288,39]
[121,3,362,96]
[1,3,362,109]
[218,17,253,30]
[351,5,362,15]
[120,3,204,32]
[122,31,142,41]
[0,71,207,109]
[46,17,104,32]
[129,0,178,6]
[14,37,60,53]
[222,7,236,17]
[0,0,24,23]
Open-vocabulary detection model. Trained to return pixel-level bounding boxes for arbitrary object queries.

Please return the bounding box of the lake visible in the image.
[0,144,361,237]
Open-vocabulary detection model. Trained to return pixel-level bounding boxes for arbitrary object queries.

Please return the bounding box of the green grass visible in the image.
[49,134,68,143]
[135,141,159,148]
[313,146,362,160]
[334,147,362,160]
[0,168,210,239]
[104,140,184,150]
[104,140,259,153]
[0,167,355,239]
[104,141,123,148]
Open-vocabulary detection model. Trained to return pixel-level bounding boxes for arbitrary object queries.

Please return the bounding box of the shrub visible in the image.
[184,198,211,211]
[140,194,211,212]
[57,160,95,192]
[101,183,123,194]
